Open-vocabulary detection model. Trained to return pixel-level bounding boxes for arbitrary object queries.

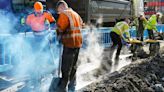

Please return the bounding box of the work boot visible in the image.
[68,86,75,92]
[68,80,76,92]
[115,55,119,61]
[53,80,67,92]
[54,86,66,92]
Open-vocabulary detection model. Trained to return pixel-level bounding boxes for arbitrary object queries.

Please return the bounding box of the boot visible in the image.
[115,55,119,61]
[68,80,76,92]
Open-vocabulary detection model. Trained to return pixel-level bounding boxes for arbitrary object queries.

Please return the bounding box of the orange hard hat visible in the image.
[34,2,43,12]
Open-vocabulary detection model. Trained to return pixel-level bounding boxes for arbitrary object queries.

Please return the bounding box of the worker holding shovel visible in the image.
[109,18,131,60]
[132,13,147,41]
[146,12,163,55]
[49,0,83,92]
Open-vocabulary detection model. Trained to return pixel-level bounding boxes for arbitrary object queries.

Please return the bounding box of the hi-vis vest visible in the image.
[112,21,130,38]
[146,15,158,31]
[26,11,55,32]
[58,9,83,48]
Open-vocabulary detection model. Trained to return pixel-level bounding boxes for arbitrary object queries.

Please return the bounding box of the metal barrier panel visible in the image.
[81,27,112,48]
[0,37,12,66]
[99,28,112,47]
[0,43,4,65]
[130,24,164,39]
[157,24,164,33]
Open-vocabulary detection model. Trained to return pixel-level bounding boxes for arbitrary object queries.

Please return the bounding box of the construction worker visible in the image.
[25,2,56,91]
[146,12,162,55]
[146,12,162,40]
[25,1,57,54]
[26,1,56,34]
[54,0,83,92]
[132,13,147,41]
[110,18,131,60]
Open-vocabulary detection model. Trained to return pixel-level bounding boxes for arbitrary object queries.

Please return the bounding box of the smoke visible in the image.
[76,25,104,90]
[0,10,17,33]
[0,9,60,91]
[76,16,132,90]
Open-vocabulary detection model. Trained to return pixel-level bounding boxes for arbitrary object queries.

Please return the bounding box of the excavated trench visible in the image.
[77,34,164,92]
[78,50,164,92]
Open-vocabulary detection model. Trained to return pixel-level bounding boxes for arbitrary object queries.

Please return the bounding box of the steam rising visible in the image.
[76,25,104,89]
[0,9,131,91]
[0,9,60,91]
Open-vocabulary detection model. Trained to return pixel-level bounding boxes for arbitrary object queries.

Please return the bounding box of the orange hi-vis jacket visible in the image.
[57,8,83,48]
[26,11,55,32]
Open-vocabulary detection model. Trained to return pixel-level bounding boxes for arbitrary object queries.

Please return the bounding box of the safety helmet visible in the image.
[125,18,130,24]
[156,12,163,18]
[138,12,144,17]
[34,2,43,12]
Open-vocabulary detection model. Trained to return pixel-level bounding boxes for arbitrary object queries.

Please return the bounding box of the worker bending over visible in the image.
[132,13,147,41]
[110,18,131,60]
[55,0,83,92]
[146,12,162,40]
[146,12,162,55]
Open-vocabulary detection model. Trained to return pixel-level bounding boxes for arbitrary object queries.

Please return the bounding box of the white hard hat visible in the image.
[138,12,144,17]
[156,12,163,18]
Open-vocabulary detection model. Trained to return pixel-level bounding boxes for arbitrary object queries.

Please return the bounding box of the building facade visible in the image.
[144,0,164,15]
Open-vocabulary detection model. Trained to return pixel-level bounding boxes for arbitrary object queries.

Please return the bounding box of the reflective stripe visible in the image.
[115,22,124,35]
[62,9,82,31]
[62,33,82,38]
[72,27,81,30]
[62,11,74,30]
[79,16,83,25]
[116,22,129,34]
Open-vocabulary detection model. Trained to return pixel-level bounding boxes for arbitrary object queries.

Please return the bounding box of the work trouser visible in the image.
[147,29,158,55]
[136,28,144,41]
[29,31,52,91]
[110,32,122,59]
[57,47,80,92]
[32,30,49,52]
[147,29,155,39]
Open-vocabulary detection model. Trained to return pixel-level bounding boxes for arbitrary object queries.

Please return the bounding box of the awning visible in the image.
[144,11,156,15]
[145,2,164,7]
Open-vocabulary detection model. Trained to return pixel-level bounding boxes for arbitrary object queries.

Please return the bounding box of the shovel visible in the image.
[130,39,163,44]
[49,34,63,92]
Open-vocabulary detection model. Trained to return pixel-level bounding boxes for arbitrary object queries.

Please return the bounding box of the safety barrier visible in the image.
[0,24,164,72]
[81,27,112,48]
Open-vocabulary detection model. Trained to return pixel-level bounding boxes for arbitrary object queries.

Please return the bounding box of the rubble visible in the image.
[79,54,164,92]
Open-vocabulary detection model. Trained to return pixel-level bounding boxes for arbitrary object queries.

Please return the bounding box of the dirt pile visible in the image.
[79,55,164,92]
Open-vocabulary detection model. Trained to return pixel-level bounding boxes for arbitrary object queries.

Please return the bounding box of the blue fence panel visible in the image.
[129,27,136,38]
[129,24,164,39]
[99,28,112,47]
[157,24,164,32]
[0,43,4,65]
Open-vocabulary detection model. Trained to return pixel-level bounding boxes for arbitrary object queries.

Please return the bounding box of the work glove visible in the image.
[51,23,57,30]
[45,19,50,30]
